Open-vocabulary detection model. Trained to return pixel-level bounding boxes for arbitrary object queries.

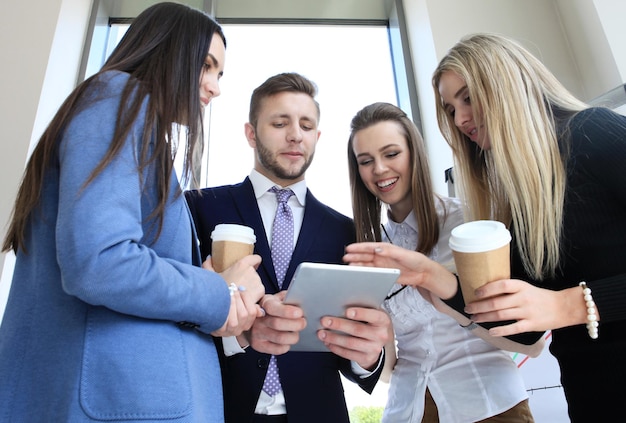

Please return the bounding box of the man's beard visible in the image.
[256,137,314,181]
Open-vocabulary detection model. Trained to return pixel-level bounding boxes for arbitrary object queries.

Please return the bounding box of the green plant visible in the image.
[349,405,384,423]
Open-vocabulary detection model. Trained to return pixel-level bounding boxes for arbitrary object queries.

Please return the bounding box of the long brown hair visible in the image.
[3,2,225,253]
[348,102,440,255]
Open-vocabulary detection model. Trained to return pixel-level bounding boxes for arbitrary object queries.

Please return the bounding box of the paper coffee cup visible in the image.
[211,224,256,273]
[449,220,511,304]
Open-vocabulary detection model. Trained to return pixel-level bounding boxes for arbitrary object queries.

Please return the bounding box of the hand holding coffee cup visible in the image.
[449,220,511,304]
[211,224,257,273]
[208,224,266,340]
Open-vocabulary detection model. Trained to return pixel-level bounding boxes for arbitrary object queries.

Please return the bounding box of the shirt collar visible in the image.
[385,208,418,238]
[249,169,307,206]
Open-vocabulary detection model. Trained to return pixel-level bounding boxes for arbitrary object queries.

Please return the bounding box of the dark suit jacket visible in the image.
[185,177,382,423]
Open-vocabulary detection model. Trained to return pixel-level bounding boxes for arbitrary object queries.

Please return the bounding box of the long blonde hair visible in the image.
[432,33,587,279]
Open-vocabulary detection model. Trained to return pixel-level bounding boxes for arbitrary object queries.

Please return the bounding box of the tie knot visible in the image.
[270,187,294,204]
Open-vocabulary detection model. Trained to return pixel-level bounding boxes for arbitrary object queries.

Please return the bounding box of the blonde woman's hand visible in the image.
[464,278,589,336]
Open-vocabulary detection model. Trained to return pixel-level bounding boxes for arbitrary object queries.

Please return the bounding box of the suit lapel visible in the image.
[232,178,278,289]
[283,189,326,289]
[232,182,328,291]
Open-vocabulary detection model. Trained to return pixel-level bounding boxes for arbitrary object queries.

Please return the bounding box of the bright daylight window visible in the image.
[102,23,397,217]
[205,24,397,217]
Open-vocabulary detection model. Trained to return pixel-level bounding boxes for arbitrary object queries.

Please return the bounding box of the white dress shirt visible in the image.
[224,170,379,415]
[381,196,528,423]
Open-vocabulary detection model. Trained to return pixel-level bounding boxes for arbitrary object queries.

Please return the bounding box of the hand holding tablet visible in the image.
[283,262,400,352]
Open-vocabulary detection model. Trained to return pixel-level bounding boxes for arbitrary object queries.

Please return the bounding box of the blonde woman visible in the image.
[429,33,626,422]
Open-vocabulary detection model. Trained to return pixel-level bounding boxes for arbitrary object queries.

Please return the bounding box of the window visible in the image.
[95,22,398,217]
[204,24,397,217]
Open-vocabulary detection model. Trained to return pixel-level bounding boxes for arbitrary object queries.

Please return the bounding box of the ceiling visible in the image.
[99,0,394,21]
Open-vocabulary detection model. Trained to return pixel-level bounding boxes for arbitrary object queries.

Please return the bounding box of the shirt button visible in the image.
[257,357,269,368]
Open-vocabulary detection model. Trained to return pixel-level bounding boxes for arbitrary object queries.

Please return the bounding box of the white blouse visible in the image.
[381,196,528,423]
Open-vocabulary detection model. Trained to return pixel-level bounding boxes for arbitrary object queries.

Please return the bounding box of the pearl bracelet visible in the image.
[579,282,598,339]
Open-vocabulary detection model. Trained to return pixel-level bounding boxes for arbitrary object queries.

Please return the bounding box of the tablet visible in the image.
[283,262,400,352]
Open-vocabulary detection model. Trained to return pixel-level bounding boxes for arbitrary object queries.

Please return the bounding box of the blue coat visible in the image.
[186,178,382,423]
[0,71,231,422]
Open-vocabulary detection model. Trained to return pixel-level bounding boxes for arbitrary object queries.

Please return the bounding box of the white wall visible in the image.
[0,0,92,321]
[593,0,626,85]
[556,0,622,100]
[400,0,623,195]
[0,0,60,286]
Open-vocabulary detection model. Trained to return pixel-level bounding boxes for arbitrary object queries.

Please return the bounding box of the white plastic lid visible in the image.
[449,220,511,253]
[211,224,256,244]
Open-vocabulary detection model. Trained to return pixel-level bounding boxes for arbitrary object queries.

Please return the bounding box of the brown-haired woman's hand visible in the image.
[343,242,458,299]
[208,254,266,337]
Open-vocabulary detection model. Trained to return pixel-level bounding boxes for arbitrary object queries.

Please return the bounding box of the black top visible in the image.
[447,107,626,422]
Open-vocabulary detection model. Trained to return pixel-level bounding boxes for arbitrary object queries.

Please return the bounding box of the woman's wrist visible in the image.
[578,282,599,339]
[563,284,600,332]
[426,262,459,300]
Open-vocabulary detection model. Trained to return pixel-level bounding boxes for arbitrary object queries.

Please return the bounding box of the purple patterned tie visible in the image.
[263,187,295,396]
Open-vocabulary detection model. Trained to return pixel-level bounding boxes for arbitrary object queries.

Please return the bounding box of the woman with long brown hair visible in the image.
[0,3,263,422]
